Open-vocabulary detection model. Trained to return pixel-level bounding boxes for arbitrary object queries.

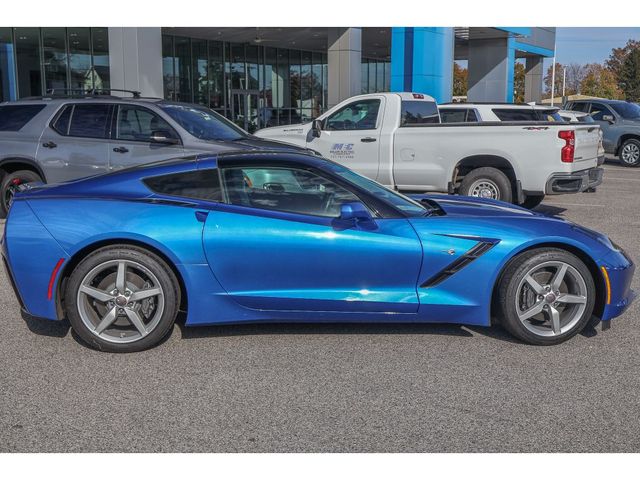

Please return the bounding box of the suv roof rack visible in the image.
[43,88,142,99]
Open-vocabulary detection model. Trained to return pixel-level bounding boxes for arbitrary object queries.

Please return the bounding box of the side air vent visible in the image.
[421,241,497,288]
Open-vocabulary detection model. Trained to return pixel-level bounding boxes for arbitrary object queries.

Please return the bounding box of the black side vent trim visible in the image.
[420,241,497,288]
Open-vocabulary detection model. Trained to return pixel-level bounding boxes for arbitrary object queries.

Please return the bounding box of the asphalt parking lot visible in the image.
[1,160,639,453]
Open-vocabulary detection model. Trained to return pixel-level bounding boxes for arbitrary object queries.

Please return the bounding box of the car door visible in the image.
[307,97,384,181]
[109,104,184,171]
[36,103,112,183]
[589,102,617,153]
[202,160,422,313]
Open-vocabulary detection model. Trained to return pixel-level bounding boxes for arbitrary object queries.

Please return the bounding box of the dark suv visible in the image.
[0,90,307,217]
[565,99,640,167]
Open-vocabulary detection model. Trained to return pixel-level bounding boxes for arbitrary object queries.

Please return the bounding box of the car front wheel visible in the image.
[65,245,180,352]
[619,139,640,167]
[496,248,596,345]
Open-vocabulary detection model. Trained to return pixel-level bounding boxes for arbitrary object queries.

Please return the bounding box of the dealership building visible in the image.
[0,27,555,131]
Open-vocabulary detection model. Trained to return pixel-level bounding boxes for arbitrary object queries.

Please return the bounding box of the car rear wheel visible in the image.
[65,245,180,352]
[496,248,595,345]
[619,139,640,167]
[0,170,42,218]
[458,167,513,203]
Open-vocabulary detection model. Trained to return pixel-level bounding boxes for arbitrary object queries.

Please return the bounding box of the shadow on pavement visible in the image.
[534,204,567,216]
[22,310,70,338]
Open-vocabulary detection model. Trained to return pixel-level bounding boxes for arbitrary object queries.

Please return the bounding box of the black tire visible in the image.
[458,167,513,203]
[0,169,42,218]
[65,245,180,353]
[496,248,596,345]
[619,138,640,167]
[520,194,545,210]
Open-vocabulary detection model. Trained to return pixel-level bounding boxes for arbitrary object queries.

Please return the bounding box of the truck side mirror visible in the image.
[602,114,615,124]
[311,119,323,138]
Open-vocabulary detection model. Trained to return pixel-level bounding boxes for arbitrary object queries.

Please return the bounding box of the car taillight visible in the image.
[558,130,575,163]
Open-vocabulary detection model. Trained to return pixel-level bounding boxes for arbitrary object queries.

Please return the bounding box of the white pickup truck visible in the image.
[255,92,603,209]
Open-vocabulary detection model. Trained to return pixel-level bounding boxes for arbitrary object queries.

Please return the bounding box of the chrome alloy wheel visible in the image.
[621,142,640,165]
[469,179,500,199]
[77,259,165,344]
[515,261,588,337]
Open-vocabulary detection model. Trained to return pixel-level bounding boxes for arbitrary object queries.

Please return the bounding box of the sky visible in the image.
[554,27,640,65]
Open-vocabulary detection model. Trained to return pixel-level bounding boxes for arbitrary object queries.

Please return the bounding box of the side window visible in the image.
[439,109,467,123]
[52,105,72,135]
[400,101,439,126]
[67,104,112,139]
[570,102,589,113]
[0,104,46,131]
[116,105,179,142]
[466,109,478,122]
[491,109,539,121]
[221,166,362,218]
[325,99,380,131]
[143,169,222,202]
[589,103,612,121]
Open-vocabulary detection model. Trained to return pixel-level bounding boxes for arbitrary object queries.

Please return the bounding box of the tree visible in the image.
[544,62,565,97]
[513,62,525,103]
[564,63,586,95]
[453,62,467,96]
[580,63,623,99]
[619,47,640,102]
[606,39,640,80]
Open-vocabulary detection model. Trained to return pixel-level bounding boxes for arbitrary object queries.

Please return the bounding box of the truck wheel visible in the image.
[619,139,640,167]
[520,194,545,210]
[459,167,513,203]
[0,170,43,218]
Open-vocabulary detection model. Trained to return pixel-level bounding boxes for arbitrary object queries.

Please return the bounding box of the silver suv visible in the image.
[0,90,306,217]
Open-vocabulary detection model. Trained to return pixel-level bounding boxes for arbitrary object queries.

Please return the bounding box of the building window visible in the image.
[42,28,67,94]
[160,34,328,128]
[0,28,16,102]
[14,28,42,98]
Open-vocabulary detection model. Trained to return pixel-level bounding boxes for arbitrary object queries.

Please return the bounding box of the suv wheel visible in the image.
[620,139,640,167]
[0,170,43,218]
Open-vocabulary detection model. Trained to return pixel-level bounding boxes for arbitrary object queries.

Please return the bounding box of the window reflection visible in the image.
[15,28,42,98]
[42,28,67,94]
[68,28,92,92]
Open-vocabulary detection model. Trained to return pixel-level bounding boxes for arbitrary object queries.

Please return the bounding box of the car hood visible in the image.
[199,135,310,153]
[411,194,540,218]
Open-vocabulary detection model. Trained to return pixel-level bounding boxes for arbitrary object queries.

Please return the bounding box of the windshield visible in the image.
[325,162,429,216]
[160,104,247,141]
[609,102,640,119]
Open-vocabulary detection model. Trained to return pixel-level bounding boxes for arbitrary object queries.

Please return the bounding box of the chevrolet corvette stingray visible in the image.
[2,151,635,352]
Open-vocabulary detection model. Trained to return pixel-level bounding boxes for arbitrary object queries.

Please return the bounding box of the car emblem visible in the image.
[443,249,456,255]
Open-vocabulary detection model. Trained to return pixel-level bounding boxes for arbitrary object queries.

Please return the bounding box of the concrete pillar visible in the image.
[327,27,361,107]
[524,56,544,103]
[467,37,515,102]
[108,27,163,98]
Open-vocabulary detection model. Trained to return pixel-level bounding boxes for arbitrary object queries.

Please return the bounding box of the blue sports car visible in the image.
[2,151,635,352]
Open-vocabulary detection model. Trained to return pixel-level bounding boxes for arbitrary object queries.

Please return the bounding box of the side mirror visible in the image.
[311,119,323,138]
[150,130,180,145]
[339,202,374,223]
[601,114,615,124]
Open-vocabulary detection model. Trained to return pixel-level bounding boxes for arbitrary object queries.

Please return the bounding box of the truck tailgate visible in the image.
[573,124,600,166]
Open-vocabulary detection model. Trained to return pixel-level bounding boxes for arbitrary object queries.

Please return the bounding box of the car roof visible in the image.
[440,102,558,110]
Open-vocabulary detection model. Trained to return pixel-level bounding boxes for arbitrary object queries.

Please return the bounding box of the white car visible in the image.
[255,92,603,209]
[439,102,564,123]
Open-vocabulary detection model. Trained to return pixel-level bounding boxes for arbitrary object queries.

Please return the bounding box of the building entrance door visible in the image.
[230,89,260,133]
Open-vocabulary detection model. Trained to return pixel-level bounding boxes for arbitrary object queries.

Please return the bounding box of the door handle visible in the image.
[42,141,57,149]
[113,146,129,154]
[361,137,377,143]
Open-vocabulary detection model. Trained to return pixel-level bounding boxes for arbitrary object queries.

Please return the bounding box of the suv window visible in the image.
[144,169,222,202]
[589,103,612,121]
[116,105,178,142]
[55,104,112,139]
[221,166,361,217]
[325,99,380,131]
[0,104,46,131]
[400,101,439,126]
[491,109,539,121]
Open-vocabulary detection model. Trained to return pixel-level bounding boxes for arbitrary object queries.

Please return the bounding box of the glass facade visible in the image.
[0,27,109,102]
[162,34,329,130]
[361,58,391,94]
